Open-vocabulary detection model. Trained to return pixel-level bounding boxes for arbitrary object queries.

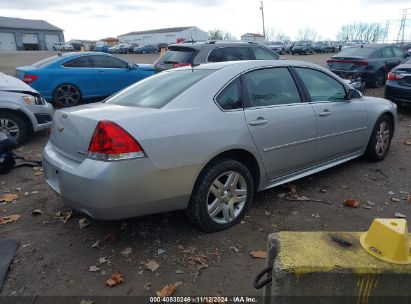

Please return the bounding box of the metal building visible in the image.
[0,16,64,51]
[117,26,208,46]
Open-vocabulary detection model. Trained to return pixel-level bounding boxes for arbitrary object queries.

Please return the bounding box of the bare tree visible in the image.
[208,29,237,40]
[336,22,385,43]
[296,27,318,41]
[265,28,290,42]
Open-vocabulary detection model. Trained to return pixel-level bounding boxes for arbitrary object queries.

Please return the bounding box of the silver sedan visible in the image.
[43,60,397,232]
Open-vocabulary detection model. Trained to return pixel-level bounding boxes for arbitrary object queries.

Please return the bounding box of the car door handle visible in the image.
[249,117,268,126]
[318,109,332,117]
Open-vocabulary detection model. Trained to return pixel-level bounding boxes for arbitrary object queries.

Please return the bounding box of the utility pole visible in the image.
[260,1,266,39]
[397,8,410,43]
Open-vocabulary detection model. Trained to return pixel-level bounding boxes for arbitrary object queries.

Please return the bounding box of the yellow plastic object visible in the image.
[360,218,411,264]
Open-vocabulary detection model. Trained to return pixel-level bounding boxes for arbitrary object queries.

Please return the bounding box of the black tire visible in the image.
[53,84,82,107]
[187,158,254,232]
[364,115,393,162]
[0,112,29,144]
[370,70,386,88]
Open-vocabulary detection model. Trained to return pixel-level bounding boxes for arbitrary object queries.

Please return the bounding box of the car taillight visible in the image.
[172,63,191,68]
[22,74,38,84]
[87,120,145,161]
[387,72,404,81]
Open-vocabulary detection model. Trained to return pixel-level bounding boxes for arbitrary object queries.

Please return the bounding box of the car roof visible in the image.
[174,59,322,72]
[168,40,262,50]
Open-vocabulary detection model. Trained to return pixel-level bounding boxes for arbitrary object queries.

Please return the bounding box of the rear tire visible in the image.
[0,112,29,144]
[364,115,393,162]
[371,70,386,88]
[187,158,254,232]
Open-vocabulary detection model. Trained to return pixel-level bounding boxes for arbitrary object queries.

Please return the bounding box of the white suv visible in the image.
[52,42,74,52]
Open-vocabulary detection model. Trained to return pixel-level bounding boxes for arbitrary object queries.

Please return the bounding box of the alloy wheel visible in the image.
[375,121,390,157]
[207,171,248,224]
[0,118,20,139]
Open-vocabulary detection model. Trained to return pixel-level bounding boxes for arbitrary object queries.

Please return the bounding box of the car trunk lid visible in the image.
[327,56,368,71]
[50,103,155,162]
[393,64,411,87]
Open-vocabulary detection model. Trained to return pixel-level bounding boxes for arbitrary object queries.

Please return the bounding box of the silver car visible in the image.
[0,72,54,143]
[43,60,397,232]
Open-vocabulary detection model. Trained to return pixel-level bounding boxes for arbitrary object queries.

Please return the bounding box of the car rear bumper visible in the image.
[385,82,411,104]
[42,141,193,220]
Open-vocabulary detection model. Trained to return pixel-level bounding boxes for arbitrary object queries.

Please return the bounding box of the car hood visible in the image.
[0,72,38,93]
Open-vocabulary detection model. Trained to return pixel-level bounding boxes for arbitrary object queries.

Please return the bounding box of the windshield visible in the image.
[106,69,214,108]
[157,47,197,65]
[336,47,375,57]
[32,56,59,68]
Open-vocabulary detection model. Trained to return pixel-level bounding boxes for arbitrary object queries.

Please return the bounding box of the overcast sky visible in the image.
[1,0,410,41]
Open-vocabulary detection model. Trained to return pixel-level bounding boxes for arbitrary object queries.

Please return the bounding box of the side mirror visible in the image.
[347,88,362,100]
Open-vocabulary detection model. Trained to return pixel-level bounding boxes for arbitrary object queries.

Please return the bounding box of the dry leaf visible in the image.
[145,260,159,272]
[143,282,151,292]
[121,247,132,256]
[35,171,43,176]
[89,266,100,272]
[343,199,360,208]
[32,209,44,215]
[98,257,108,265]
[404,139,411,146]
[287,184,297,194]
[175,281,183,287]
[189,255,208,269]
[105,231,117,243]
[249,250,267,259]
[55,210,73,223]
[79,218,90,229]
[91,240,100,249]
[0,214,21,225]
[106,272,124,287]
[156,284,177,297]
[407,194,411,204]
[0,193,18,203]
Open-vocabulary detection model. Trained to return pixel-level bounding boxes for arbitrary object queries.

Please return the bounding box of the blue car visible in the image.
[16,52,155,107]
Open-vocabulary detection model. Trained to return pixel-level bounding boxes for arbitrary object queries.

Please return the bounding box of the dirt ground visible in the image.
[0,52,411,300]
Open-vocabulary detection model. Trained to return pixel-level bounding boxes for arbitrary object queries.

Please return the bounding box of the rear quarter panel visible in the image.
[362,96,398,137]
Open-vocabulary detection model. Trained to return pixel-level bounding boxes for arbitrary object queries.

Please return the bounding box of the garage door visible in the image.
[0,32,16,51]
[45,34,60,50]
[22,33,39,50]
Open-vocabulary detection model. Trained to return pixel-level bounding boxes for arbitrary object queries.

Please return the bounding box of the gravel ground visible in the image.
[0,51,410,299]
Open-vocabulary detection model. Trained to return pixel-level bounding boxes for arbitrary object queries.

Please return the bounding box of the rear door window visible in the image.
[62,56,92,68]
[381,47,394,58]
[157,47,196,64]
[208,47,253,62]
[243,67,301,107]
[252,47,279,60]
[90,56,128,68]
[392,47,404,58]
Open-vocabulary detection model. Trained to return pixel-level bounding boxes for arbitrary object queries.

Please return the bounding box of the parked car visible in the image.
[95,45,109,53]
[108,44,121,54]
[291,41,315,55]
[52,42,74,52]
[314,41,328,53]
[325,41,338,53]
[70,42,85,52]
[16,52,155,107]
[385,57,411,106]
[0,72,53,144]
[342,40,364,50]
[154,41,279,72]
[265,41,291,55]
[43,60,397,232]
[327,45,406,88]
[133,45,158,54]
[118,44,139,54]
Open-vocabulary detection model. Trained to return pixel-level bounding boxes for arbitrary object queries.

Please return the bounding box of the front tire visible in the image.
[364,115,393,162]
[0,112,28,144]
[187,158,254,232]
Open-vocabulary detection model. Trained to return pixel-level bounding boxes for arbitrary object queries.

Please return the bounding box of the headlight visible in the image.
[22,95,46,105]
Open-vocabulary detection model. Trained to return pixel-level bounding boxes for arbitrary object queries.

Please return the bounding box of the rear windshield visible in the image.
[157,47,197,65]
[336,47,376,57]
[105,69,213,108]
[32,56,59,68]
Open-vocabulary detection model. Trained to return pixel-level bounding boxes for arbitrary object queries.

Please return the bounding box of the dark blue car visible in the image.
[16,52,155,107]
